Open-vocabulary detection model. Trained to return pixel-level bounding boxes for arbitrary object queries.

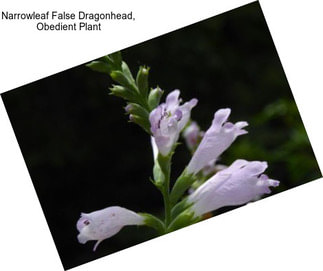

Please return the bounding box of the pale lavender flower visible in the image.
[202,160,227,176]
[77,206,144,251]
[187,159,280,217]
[149,90,197,156]
[188,162,227,194]
[187,108,248,174]
[182,121,204,151]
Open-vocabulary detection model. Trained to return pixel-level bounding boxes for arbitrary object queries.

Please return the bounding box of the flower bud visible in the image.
[109,85,137,101]
[148,87,163,110]
[182,121,203,152]
[108,51,122,69]
[110,70,136,91]
[86,60,112,75]
[129,114,150,133]
[136,66,150,98]
[125,103,149,120]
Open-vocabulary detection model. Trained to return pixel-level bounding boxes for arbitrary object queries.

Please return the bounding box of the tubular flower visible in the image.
[182,121,204,151]
[187,108,248,174]
[187,159,280,217]
[77,206,144,251]
[202,161,227,177]
[149,89,197,156]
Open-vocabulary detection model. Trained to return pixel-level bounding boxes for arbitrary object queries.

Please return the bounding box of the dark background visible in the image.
[1,2,321,270]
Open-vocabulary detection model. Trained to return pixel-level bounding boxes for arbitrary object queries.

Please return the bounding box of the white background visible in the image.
[0,0,322,270]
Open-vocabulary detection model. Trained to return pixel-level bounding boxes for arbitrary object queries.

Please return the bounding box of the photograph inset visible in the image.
[1,2,321,269]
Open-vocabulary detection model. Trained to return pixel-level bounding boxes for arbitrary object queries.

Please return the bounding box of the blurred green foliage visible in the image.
[223,98,320,190]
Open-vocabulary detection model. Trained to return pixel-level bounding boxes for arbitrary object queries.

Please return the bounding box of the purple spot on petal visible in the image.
[174,109,183,121]
[77,217,90,231]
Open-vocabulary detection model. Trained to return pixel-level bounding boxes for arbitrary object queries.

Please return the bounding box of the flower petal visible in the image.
[187,109,248,174]
[149,106,163,134]
[188,160,279,217]
[212,108,231,132]
[165,89,180,113]
[149,89,197,156]
[177,98,198,131]
[76,206,144,251]
[183,121,202,151]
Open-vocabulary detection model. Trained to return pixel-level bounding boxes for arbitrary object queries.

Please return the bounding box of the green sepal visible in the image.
[129,114,151,134]
[152,153,172,190]
[139,213,165,235]
[109,85,138,101]
[170,169,197,205]
[167,209,201,233]
[148,87,163,110]
[86,61,112,74]
[157,152,172,176]
[152,162,165,190]
[136,66,150,98]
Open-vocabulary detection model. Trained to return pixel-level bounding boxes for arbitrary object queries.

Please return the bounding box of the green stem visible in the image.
[163,183,171,227]
[138,96,151,113]
[157,153,172,228]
